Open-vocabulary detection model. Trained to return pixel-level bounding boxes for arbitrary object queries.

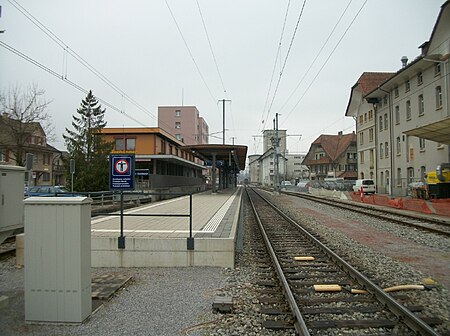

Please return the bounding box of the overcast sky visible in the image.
[0,0,444,157]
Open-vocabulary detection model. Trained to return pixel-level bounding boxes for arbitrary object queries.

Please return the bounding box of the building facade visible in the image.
[303,132,358,181]
[158,106,209,145]
[99,127,205,191]
[0,117,63,187]
[359,1,450,196]
[345,72,394,184]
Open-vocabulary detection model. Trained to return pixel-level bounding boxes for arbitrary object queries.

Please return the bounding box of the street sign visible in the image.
[109,155,135,190]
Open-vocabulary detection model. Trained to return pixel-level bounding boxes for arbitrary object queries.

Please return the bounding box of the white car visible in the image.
[353,179,376,194]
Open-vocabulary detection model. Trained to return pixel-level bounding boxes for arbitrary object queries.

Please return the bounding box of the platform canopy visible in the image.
[183,144,248,172]
[403,117,450,145]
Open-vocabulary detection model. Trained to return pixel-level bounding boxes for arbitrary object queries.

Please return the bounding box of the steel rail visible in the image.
[246,188,310,335]
[284,191,450,237]
[252,187,440,336]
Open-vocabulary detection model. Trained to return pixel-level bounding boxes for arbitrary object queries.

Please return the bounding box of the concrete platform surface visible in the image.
[91,187,243,268]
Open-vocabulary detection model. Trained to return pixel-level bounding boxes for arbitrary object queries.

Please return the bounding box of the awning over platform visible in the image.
[183,144,248,172]
[403,117,450,144]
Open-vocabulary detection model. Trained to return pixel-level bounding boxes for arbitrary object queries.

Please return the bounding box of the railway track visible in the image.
[282,190,450,237]
[246,187,442,335]
[0,236,16,259]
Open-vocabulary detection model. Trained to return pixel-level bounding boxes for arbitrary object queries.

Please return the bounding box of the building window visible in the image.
[380,171,384,186]
[379,116,383,131]
[359,115,363,125]
[407,167,414,184]
[419,138,426,151]
[418,94,424,115]
[126,138,135,150]
[406,100,411,120]
[369,149,374,167]
[384,113,388,130]
[383,95,388,105]
[175,134,182,141]
[395,105,400,124]
[368,110,373,121]
[359,131,364,145]
[394,86,399,97]
[434,63,441,76]
[359,151,364,164]
[405,79,410,92]
[175,110,181,117]
[115,138,124,151]
[396,137,401,155]
[380,143,384,159]
[42,172,50,182]
[385,142,389,158]
[369,128,374,142]
[397,168,402,187]
[436,86,442,109]
[417,72,423,85]
[175,121,181,129]
[364,113,367,123]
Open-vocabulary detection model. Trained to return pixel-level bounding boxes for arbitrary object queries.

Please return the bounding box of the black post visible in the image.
[118,190,125,249]
[187,193,194,250]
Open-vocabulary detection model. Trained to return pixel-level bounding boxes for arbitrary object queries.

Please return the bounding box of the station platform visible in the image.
[91,187,243,268]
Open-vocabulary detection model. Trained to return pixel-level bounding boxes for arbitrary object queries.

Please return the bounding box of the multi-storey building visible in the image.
[0,117,63,186]
[358,1,450,196]
[98,127,204,191]
[345,72,394,183]
[158,106,209,145]
[284,153,309,182]
[248,154,260,184]
[303,132,358,181]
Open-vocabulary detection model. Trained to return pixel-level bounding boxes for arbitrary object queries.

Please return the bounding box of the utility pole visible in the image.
[219,99,231,144]
[230,136,237,145]
[273,113,280,192]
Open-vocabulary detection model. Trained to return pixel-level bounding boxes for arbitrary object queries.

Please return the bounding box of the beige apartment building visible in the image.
[346,72,394,184]
[347,1,450,196]
[158,106,209,145]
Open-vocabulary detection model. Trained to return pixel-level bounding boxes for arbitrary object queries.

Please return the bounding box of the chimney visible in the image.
[401,56,408,68]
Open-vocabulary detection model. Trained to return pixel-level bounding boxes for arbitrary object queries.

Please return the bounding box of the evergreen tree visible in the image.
[63,90,113,192]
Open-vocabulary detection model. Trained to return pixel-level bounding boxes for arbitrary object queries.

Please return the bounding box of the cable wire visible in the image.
[283,0,368,124]
[278,0,353,113]
[165,0,218,107]
[7,0,201,144]
[262,0,307,131]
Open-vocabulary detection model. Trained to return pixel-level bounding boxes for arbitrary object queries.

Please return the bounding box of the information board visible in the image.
[109,155,135,190]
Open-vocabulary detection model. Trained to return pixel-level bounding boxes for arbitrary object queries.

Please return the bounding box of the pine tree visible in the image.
[63,90,113,192]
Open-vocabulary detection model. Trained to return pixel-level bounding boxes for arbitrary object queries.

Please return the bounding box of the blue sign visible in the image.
[109,155,135,190]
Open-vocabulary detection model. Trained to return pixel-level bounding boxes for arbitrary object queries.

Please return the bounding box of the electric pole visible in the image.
[273,113,280,192]
[219,99,231,144]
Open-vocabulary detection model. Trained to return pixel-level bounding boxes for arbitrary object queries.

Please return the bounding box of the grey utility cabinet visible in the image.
[0,165,25,244]
[24,196,92,323]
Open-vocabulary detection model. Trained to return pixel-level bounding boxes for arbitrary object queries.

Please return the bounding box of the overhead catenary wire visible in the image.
[278,0,354,113]
[165,0,218,108]
[195,0,236,140]
[261,0,307,132]
[6,0,201,144]
[0,41,147,128]
[282,0,368,124]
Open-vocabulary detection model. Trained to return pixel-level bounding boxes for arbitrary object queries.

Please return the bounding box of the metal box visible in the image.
[24,197,92,323]
[0,165,25,244]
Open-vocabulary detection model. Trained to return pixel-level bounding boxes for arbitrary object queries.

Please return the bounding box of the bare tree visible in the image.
[0,84,54,166]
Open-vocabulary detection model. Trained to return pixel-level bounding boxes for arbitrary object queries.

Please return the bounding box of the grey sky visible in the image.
[0,0,444,156]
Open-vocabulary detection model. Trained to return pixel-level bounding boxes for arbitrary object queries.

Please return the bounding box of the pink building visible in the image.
[158,106,209,145]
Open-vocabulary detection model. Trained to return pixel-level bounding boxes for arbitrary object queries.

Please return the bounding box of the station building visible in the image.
[98,127,205,193]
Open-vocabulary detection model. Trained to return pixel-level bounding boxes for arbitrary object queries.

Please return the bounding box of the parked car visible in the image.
[353,179,376,194]
[280,181,293,190]
[296,180,310,192]
[25,185,80,197]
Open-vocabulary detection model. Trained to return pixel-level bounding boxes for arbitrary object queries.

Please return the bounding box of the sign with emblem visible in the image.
[109,155,135,190]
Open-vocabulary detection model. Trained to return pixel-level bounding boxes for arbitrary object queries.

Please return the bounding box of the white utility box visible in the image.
[24,197,92,323]
[0,165,25,244]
